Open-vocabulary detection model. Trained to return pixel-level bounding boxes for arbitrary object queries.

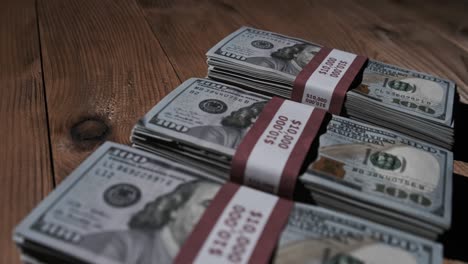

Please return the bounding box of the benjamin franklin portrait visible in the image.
[245,43,321,75]
[79,180,221,264]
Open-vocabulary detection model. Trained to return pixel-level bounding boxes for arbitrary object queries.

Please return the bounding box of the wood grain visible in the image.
[445,260,468,264]
[455,161,468,177]
[139,0,468,102]
[37,0,181,183]
[0,1,53,264]
[379,0,468,53]
[139,0,250,80]
[352,0,468,103]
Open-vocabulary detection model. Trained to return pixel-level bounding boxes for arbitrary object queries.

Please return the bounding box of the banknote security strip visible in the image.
[175,182,293,264]
[230,97,326,198]
[291,47,368,114]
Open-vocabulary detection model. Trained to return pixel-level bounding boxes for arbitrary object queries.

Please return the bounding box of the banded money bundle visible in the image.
[206,27,456,150]
[14,143,443,264]
[131,78,453,239]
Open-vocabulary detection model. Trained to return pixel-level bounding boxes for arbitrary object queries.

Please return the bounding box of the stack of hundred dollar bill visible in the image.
[130,78,453,239]
[206,27,456,150]
[14,143,444,264]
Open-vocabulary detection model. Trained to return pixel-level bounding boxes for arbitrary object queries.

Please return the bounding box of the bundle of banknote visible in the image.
[206,27,456,150]
[14,142,443,264]
[130,78,453,239]
[300,116,453,239]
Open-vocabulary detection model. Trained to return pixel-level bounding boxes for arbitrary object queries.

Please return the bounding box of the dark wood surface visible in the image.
[1,0,467,263]
[0,1,53,263]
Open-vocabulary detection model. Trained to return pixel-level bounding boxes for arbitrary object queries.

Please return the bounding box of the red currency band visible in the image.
[174,182,239,264]
[230,97,283,186]
[278,109,325,196]
[292,47,333,102]
[230,97,326,198]
[248,199,293,263]
[174,182,293,264]
[291,47,368,114]
[329,55,368,113]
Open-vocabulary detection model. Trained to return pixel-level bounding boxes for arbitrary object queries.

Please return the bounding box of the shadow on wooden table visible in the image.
[438,173,468,262]
[440,95,468,261]
[454,97,468,162]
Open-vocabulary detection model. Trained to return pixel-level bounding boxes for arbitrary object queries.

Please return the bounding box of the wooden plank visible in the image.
[137,0,360,80]
[37,0,181,183]
[352,0,468,103]
[446,260,468,264]
[371,0,468,53]
[0,1,54,264]
[139,0,251,80]
[455,161,468,177]
[139,0,468,101]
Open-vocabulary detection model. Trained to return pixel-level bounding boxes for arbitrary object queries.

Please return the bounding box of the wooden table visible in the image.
[1,0,467,263]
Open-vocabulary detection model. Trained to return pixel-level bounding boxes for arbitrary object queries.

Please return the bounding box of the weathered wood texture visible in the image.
[0,1,54,264]
[380,0,468,54]
[37,0,181,183]
[353,0,468,103]
[139,0,468,102]
[455,161,468,176]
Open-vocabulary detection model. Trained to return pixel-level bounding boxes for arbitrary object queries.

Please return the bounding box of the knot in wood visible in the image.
[71,117,109,148]
[372,25,399,40]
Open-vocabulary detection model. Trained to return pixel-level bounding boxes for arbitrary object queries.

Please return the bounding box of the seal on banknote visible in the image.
[198,99,228,114]
[103,183,141,208]
[251,40,274,49]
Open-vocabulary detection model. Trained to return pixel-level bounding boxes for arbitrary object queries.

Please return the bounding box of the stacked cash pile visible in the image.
[206,27,456,149]
[15,143,443,264]
[131,78,452,239]
[300,116,453,239]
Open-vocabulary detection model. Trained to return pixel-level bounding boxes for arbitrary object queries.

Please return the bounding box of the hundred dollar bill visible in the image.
[14,142,223,264]
[301,115,453,232]
[274,203,443,264]
[133,78,271,159]
[206,27,455,149]
[14,142,442,264]
[130,78,452,237]
[356,60,455,126]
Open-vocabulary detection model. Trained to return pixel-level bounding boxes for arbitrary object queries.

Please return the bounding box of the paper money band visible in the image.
[291,47,368,114]
[230,97,326,198]
[174,182,293,264]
